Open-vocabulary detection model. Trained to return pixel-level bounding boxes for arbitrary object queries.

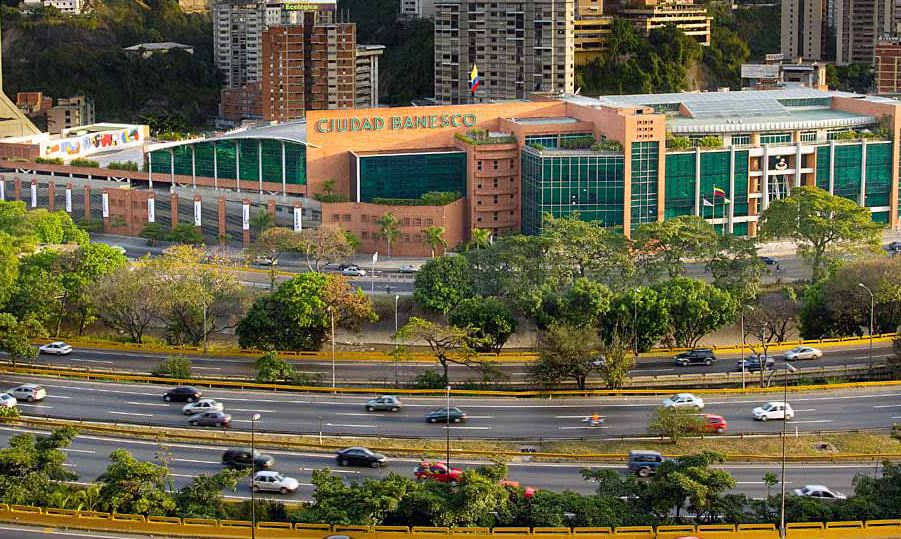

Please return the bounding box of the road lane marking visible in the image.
[793,408,816,412]
[300,467,360,474]
[787,420,833,424]
[171,473,199,478]
[61,448,95,454]
[127,402,169,407]
[555,415,605,418]
[65,358,113,364]
[337,412,380,417]
[326,423,378,428]
[173,458,219,464]
[443,426,491,430]
[874,404,901,408]
[108,411,154,417]
[558,426,610,429]
[192,366,222,371]
[230,408,277,413]
[15,404,53,408]
[465,415,494,419]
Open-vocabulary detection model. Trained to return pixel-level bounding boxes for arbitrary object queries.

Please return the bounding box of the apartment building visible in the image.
[47,96,95,135]
[356,45,385,109]
[434,0,575,104]
[21,0,82,14]
[781,0,826,61]
[400,0,437,18]
[876,39,901,93]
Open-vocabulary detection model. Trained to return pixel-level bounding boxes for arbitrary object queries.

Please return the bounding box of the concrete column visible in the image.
[242,197,250,247]
[0,175,4,201]
[859,141,867,207]
[693,147,701,216]
[762,145,770,211]
[170,193,179,231]
[212,142,218,190]
[48,181,55,211]
[281,141,287,196]
[258,140,264,195]
[218,196,226,246]
[267,199,276,218]
[83,186,91,221]
[728,146,735,233]
[66,183,73,214]
[170,148,175,186]
[125,190,135,236]
[794,142,802,188]
[148,152,153,190]
[14,177,21,200]
[293,200,302,231]
[829,140,836,194]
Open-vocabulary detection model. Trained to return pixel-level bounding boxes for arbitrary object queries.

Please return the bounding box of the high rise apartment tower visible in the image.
[781,0,825,60]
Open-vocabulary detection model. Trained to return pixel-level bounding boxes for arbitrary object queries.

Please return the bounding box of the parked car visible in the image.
[695,414,728,434]
[0,393,17,408]
[426,407,467,423]
[752,401,794,421]
[760,256,777,266]
[365,395,401,412]
[163,386,202,402]
[784,346,823,361]
[253,255,278,266]
[737,355,775,372]
[252,471,300,494]
[398,264,418,274]
[188,411,231,427]
[628,450,663,477]
[662,393,705,410]
[7,384,46,402]
[222,448,274,470]
[336,447,387,468]
[182,399,224,415]
[342,266,366,277]
[673,348,716,366]
[888,241,901,252]
[414,462,463,484]
[39,342,72,355]
[793,485,847,500]
[499,479,536,498]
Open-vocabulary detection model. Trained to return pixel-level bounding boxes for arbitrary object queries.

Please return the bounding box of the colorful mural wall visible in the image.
[40,125,146,159]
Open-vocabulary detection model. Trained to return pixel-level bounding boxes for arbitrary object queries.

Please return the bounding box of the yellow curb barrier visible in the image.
[5,505,900,539]
[5,364,901,397]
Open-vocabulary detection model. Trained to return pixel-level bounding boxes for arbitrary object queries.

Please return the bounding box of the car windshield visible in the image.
[275,474,286,481]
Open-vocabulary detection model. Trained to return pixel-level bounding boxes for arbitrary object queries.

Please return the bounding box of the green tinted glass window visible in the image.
[359,152,466,201]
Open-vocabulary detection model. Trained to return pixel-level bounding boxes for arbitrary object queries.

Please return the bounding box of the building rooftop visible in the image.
[667,108,877,134]
[351,147,463,157]
[146,121,307,153]
[510,116,580,125]
[124,42,194,52]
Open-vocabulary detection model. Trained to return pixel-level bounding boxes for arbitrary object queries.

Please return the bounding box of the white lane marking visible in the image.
[558,426,610,430]
[326,423,378,428]
[512,372,530,376]
[641,368,675,373]
[873,404,901,408]
[787,420,833,424]
[0,524,138,538]
[465,415,494,419]
[793,408,816,412]
[230,408,277,413]
[736,481,793,485]
[62,463,76,467]
[443,426,491,430]
[61,448,95,454]
[16,404,53,408]
[192,366,222,371]
[337,412,380,417]
[66,358,113,364]
[891,416,901,419]
[556,415,605,418]
[173,458,219,464]
[127,401,169,407]
[108,411,154,417]
[171,473,198,478]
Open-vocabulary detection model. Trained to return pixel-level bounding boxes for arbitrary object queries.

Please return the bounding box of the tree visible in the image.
[465,234,552,318]
[763,472,778,499]
[423,226,448,258]
[413,255,474,314]
[537,278,612,330]
[758,186,882,281]
[92,265,162,343]
[249,208,276,236]
[757,288,801,343]
[531,323,599,390]
[296,227,355,272]
[541,213,637,289]
[654,277,737,348]
[377,213,401,259]
[0,313,45,366]
[634,216,718,279]
[254,351,299,383]
[139,222,169,246]
[449,297,517,355]
[53,243,128,336]
[647,406,705,443]
[394,317,482,383]
[4,251,65,330]
[97,449,176,516]
[640,451,737,522]
[167,222,204,245]
[706,234,762,303]
[599,287,669,353]
[249,227,305,290]
[596,328,635,389]
[176,468,246,519]
[0,426,79,507]
[468,228,492,250]
[151,355,192,378]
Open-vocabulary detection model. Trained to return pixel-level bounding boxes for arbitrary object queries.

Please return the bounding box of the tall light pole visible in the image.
[632,288,639,358]
[858,283,875,377]
[446,385,451,469]
[329,306,336,388]
[394,295,400,388]
[250,413,261,539]
[780,362,797,539]
[742,305,756,390]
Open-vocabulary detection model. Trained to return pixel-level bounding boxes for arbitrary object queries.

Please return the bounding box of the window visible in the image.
[760,132,791,144]
[362,231,368,239]
[477,160,482,170]
[331,214,340,222]
[732,134,751,146]
[425,218,433,226]
[342,214,351,222]
[361,214,368,223]
[800,131,817,142]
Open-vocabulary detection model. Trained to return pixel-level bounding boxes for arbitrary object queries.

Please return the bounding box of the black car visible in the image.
[888,241,901,251]
[760,256,777,266]
[737,355,776,372]
[674,348,716,366]
[425,407,467,423]
[336,447,387,468]
[163,386,202,402]
[222,448,274,470]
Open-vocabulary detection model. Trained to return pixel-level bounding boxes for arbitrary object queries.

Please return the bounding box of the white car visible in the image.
[784,346,823,361]
[793,485,846,500]
[182,399,224,415]
[110,245,127,255]
[7,384,47,402]
[39,342,72,355]
[398,264,418,274]
[0,394,16,408]
[662,393,704,410]
[342,266,366,277]
[752,401,794,421]
[252,471,300,494]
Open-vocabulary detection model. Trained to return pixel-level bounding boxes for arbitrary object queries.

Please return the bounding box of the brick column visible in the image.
[83,186,91,221]
[48,181,55,211]
[14,177,21,200]
[125,190,135,236]
[242,198,250,248]
[267,199,276,217]
[218,196,226,246]
[170,193,179,231]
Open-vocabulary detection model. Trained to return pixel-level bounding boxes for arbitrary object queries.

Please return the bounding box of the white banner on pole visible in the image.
[1,180,6,201]
[147,197,155,223]
[372,252,378,264]
[242,203,250,230]
[194,200,202,227]
[102,193,109,218]
[293,207,302,231]
[30,183,37,208]
[65,188,72,213]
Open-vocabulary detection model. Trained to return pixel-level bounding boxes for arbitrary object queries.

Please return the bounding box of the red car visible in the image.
[414,462,463,484]
[499,479,536,498]
[697,414,728,433]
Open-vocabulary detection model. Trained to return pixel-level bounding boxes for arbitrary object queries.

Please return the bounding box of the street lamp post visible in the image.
[740,305,746,390]
[858,283,875,377]
[394,295,400,388]
[632,288,639,358]
[780,362,797,539]
[250,413,261,539]
[329,306,336,389]
[445,385,451,469]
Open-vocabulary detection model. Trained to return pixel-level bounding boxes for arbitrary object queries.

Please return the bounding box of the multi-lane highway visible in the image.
[18,341,895,386]
[1,374,899,440]
[0,524,159,539]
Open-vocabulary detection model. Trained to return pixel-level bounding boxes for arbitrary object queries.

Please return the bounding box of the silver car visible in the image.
[182,399,224,415]
[188,411,231,427]
[784,346,823,361]
[7,384,46,402]
[366,395,401,412]
[252,471,300,494]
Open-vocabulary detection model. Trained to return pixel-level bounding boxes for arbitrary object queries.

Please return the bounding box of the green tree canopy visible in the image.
[97,449,176,516]
[599,287,669,353]
[634,216,718,279]
[413,255,475,314]
[449,296,518,355]
[530,323,599,391]
[653,277,736,348]
[394,317,482,383]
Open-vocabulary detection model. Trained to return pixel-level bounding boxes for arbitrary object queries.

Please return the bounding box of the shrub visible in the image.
[77,218,104,233]
[151,355,192,378]
[527,143,546,151]
[313,193,348,203]
[107,161,140,171]
[35,157,64,165]
[591,139,623,152]
[666,135,692,150]
[409,369,448,389]
[371,191,461,206]
[0,406,20,419]
[697,136,723,149]
[69,158,100,168]
[559,136,595,150]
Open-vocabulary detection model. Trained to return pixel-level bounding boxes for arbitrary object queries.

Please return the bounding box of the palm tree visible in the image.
[377,213,401,259]
[423,226,447,258]
[468,227,492,250]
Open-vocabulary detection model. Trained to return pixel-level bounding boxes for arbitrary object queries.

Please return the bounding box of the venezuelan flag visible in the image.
[470,65,480,93]
[713,186,726,197]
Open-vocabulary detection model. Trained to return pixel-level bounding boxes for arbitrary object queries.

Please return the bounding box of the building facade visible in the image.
[781,0,826,61]
[741,60,827,90]
[400,0,437,18]
[47,96,95,135]
[876,40,901,93]
[434,0,575,104]
[21,0,82,13]
[356,45,385,109]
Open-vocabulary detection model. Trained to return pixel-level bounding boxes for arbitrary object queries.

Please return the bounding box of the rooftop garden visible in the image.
[455,129,517,145]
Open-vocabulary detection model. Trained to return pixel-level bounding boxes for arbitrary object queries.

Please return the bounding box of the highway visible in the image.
[0,524,161,539]
[1,374,900,440]
[19,340,895,386]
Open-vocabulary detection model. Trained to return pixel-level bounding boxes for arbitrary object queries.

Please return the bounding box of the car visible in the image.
[252,471,300,494]
[336,447,388,468]
[752,401,794,421]
[784,346,823,361]
[188,411,231,427]
[888,241,901,252]
[628,450,663,477]
[366,395,401,412]
[662,393,704,410]
[737,355,776,372]
[342,266,366,277]
[793,485,847,500]
[7,384,46,402]
[414,462,463,484]
[39,342,72,355]
[0,394,16,408]
[760,256,777,265]
[673,348,716,366]
[589,355,606,368]
[695,414,728,434]
[222,448,274,470]
[182,399,224,415]
[499,479,536,498]
[109,245,127,255]
[253,255,278,266]
[163,386,202,402]
[398,264,418,273]
[425,407,467,423]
